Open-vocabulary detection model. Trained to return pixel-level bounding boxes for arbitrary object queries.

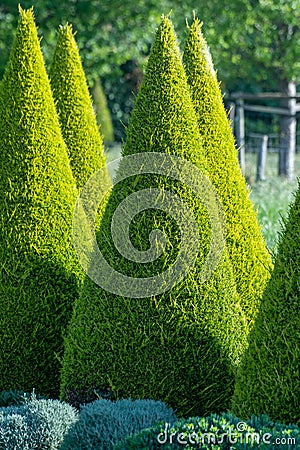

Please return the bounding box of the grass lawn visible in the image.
[246,151,299,255]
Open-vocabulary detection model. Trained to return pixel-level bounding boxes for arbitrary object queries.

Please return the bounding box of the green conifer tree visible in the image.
[49,24,106,190]
[60,16,248,416]
[0,7,82,398]
[92,79,115,144]
[232,186,300,425]
[183,18,273,327]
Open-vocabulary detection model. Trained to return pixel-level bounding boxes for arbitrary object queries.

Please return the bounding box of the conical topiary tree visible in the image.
[183,18,273,327]
[92,79,115,144]
[60,16,248,417]
[0,7,82,398]
[49,24,106,190]
[232,185,300,426]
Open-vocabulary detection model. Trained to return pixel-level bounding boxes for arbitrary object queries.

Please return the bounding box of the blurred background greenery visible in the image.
[1,0,300,141]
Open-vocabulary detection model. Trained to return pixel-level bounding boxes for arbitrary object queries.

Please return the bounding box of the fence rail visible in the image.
[226,91,298,179]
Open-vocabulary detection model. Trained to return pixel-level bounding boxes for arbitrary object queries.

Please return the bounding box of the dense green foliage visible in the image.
[0,7,81,397]
[0,395,78,450]
[116,412,299,449]
[60,399,176,450]
[183,18,273,326]
[60,16,248,417]
[232,181,300,426]
[49,24,106,190]
[0,390,46,408]
[92,79,115,144]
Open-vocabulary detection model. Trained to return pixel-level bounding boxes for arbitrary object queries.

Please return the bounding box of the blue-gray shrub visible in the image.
[0,395,78,449]
[60,398,176,450]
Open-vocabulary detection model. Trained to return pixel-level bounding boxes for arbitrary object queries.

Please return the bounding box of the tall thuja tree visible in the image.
[232,184,300,426]
[92,79,114,144]
[183,18,273,327]
[49,24,106,190]
[60,16,248,417]
[0,7,82,398]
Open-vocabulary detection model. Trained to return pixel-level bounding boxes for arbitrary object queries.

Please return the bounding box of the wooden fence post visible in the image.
[236,98,245,175]
[256,135,268,182]
[278,80,296,179]
[228,101,235,134]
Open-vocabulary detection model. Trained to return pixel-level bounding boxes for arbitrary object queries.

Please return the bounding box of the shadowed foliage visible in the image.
[232,183,300,426]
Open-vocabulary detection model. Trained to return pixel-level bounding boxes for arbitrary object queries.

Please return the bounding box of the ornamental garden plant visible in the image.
[49,24,106,190]
[232,181,300,426]
[183,18,273,328]
[0,5,298,447]
[60,15,248,418]
[0,7,82,399]
[92,79,115,145]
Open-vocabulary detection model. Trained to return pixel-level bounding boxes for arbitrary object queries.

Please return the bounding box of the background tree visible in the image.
[1,1,300,148]
[198,0,300,179]
[92,79,114,144]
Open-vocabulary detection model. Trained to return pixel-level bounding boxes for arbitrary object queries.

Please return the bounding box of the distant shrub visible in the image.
[60,398,176,450]
[0,394,78,450]
[116,412,299,449]
[92,79,115,144]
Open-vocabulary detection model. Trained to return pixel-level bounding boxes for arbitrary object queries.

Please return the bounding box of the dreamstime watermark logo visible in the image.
[156,421,297,447]
[72,152,226,298]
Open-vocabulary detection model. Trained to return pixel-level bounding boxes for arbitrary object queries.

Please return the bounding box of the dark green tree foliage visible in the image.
[183,18,273,327]
[232,185,300,426]
[49,24,106,190]
[0,7,81,398]
[92,79,114,144]
[61,17,248,416]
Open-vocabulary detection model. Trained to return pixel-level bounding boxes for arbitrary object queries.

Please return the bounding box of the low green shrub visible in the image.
[0,389,46,407]
[60,398,176,450]
[115,412,299,449]
[0,394,78,449]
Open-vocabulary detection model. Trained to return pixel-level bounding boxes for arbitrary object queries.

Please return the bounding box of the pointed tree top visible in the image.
[18,4,34,20]
[153,15,179,54]
[54,23,80,63]
[184,16,216,78]
[1,5,47,92]
[123,14,205,166]
[16,6,39,41]
[49,18,106,189]
[57,23,77,41]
